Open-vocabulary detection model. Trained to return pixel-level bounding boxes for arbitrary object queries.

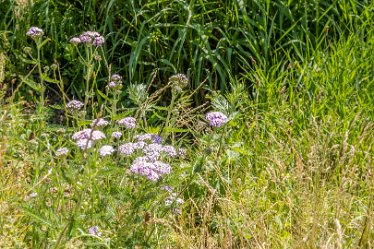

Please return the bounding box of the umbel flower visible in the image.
[76,139,93,150]
[66,100,84,111]
[92,36,105,46]
[26,26,44,38]
[130,156,172,181]
[111,131,122,139]
[91,118,109,127]
[69,37,81,45]
[107,73,123,90]
[134,133,155,142]
[99,145,115,157]
[162,145,177,157]
[111,74,122,82]
[118,143,135,156]
[72,129,106,141]
[78,31,105,47]
[88,226,102,237]
[107,81,118,89]
[117,117,136,129]
[73,128,106,151]
[55,147,69,157]
[143,143,163,161]
[205,111,229,127]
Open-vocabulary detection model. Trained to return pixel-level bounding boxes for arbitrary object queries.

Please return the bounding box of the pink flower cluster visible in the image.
[117,117,136,129]
[72,128,106,150]
[130,157,172,181]
[70,31,105,47]
[205,111,229,127]
[65,98,184,182]
[66,100,84,111]
[26,26,44,38]
[91,118,109,127]
[107,73,123,89]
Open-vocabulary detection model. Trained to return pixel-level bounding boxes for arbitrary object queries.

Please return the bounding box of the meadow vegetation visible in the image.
[0,0,373,248]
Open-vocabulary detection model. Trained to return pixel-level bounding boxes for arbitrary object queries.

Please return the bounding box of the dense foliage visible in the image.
[1,0,372,100]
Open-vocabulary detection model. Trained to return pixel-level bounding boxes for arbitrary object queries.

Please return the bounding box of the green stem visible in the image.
[36,40,45,107]
[163,90,178,140]
[84,46,93,114]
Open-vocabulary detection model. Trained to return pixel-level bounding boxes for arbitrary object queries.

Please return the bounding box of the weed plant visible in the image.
[0,0,373,248]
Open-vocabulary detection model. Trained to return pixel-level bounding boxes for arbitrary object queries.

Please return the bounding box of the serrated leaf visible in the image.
[19,206,53,227]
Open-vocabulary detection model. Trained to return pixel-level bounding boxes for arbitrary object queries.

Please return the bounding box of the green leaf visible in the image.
[19,75,44,93]
[19,206,53,227]
[163,127,189,133]
[96,89,110,101]
[49,104,64,110]
[40,73,60,84]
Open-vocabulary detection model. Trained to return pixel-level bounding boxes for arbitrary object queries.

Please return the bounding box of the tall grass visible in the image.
[1,0,372,102]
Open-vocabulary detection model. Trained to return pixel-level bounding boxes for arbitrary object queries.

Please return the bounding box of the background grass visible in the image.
[0,0,373,248]
[1,0,372,101]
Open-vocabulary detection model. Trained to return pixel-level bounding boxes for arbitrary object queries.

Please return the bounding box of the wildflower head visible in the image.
[55,147,69,157]
[169,73,188,92]
[99,145,115,157]
[118,143,135,156]
[26,26,44,38]
[117,117,136,129]
[177,148,187,158]
[143,143,163,161]
[106,74,122,90]
[153,161,172,175]
[91,118,109,128]
[111,74,122,82]
[93,36,105,47]
[66,100,84,111]
[130,157,171,181]
[130,157,160,181]
[23,46,32,54]
[79,31,99,43]
[72,129,106,141]
[165,197,184,206]
[134,133,155,142]
[76,139,93,150]
[153,135,162,144]
[78,31,104,46]
[69,37,81,45]
[162,145,177,157]
[163,189,184,215]
[88,226,102,237]
[111,131,122,139]
[133,141,146,150]
[50,63,58,71]
[107,81,118,89]
[205,111,228,127]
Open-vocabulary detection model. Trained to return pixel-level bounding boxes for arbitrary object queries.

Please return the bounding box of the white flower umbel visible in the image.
[99,145,115,157]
